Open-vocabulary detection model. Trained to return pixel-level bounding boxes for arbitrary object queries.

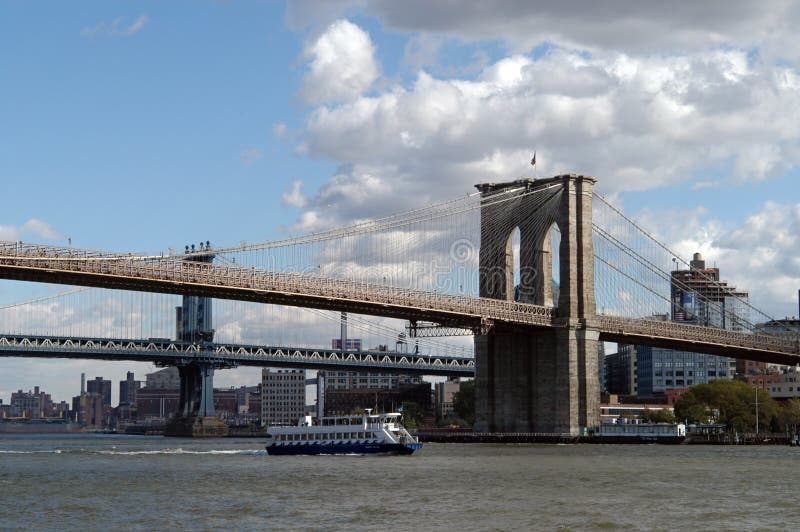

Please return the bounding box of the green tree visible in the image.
[452,380,475,427]
[400,401,424,429]
[674,380,778,431]
[639,407,676,423]
[778,398,800,429]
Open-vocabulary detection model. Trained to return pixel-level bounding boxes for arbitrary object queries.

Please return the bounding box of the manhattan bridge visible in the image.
[0,175,797,435]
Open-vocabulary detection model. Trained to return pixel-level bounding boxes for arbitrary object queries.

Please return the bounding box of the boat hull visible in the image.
[266,442,422,456]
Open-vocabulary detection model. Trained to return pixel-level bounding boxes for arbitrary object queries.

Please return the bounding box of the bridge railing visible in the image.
[598,315,798,354]
[0,241,138,260]
[0,242,555,329]
[4,243,797,357]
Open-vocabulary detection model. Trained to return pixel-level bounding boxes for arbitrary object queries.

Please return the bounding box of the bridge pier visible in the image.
[164,361,230,437]
[474,175,599,435]
[164,244,230,437]
[474,325,599,434]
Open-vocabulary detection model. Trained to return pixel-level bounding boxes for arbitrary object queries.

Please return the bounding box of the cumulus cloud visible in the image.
[0,219,64,242]
[281,4,800,324]
[282,180,308,208]
[300,19,380,104]
[287,1,800,57]
[81,15,149,39]
[296,47,800,226]
[634,201,800,319]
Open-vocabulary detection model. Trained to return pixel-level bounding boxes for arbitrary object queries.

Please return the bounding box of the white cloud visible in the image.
[282,180,308,208]
[634,201,800,319]
[691,181,721,191]
[0,225,19,241]
[21,219,64,240]
[0,219,64,242]
[282,2,800,324]
[240,148,264,166]
[300,19,380,104]
[298,47,800,220]
[287,1,800,57]
[272,122,288,138]
[81,15,150,39]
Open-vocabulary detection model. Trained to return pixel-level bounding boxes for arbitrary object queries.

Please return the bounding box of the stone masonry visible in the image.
[474,175,600,434]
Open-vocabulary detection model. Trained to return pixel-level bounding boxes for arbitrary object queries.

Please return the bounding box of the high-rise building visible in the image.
[434,379,462,422]
[627,345,735,397]
[261,369,306,426]
[671,252,750,330]
[87,377,112,407]
[10,387,53,419]
[119,372,141,406]
[604,345,637,396]
[72,393,105,428]
[609,252,744,397]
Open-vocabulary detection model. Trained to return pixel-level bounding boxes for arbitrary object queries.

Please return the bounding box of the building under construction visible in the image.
[670,252,750,331]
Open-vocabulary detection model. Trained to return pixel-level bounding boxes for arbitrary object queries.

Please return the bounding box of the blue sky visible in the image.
[1,1,799,404]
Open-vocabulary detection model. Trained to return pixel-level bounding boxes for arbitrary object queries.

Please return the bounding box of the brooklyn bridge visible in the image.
[1,175,796,435]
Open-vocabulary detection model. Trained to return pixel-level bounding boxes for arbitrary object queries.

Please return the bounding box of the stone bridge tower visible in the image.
[474,174,599,435]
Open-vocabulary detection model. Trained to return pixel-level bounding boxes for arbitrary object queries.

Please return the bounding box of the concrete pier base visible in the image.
[474,324,599,435]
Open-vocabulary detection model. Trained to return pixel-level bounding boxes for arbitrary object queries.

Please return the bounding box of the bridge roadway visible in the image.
[0,334,475,376]
[0,242,798,364]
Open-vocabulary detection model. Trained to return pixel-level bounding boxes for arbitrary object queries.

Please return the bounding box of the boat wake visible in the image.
[0,448,267,456]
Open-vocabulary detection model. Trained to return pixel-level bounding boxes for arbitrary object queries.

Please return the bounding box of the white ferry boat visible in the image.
[595,422,687,444]
[264,410,422,456]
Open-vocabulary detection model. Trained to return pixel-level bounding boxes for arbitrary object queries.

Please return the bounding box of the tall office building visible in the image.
[87,376,112,407]
[119,372,141,405]
[261,369,306,426]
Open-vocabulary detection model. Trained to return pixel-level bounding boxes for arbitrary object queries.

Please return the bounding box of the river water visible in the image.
[1,434,799,530]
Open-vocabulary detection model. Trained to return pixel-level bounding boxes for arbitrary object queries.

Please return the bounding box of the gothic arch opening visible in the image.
[505,227,521,301]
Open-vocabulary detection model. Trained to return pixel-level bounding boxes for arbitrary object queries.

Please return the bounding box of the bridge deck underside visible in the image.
[599,331,800,366]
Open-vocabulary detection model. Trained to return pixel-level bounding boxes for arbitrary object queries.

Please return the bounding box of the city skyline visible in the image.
[2,2,799,402]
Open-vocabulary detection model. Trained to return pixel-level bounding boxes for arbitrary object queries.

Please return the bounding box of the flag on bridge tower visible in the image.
[530,152,537,167]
